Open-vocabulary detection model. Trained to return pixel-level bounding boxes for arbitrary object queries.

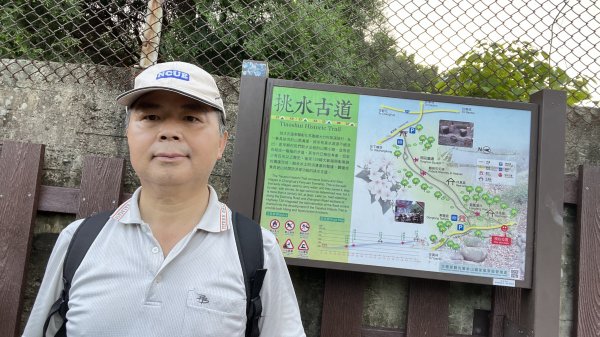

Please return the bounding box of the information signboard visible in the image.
[254,80,538,287]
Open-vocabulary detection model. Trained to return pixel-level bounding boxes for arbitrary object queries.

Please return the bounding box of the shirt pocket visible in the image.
[183,289,246,337]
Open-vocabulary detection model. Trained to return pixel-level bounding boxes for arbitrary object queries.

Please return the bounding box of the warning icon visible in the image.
[269,219,280,230]
[298,240,309,251]
[283,239,294,250]
[300,222,310,232]
[284,220,295,231]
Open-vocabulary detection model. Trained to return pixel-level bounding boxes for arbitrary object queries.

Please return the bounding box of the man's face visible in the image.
[126,90,227,189]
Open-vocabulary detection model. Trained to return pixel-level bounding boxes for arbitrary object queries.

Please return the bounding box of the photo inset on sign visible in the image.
[438,120,474,148]
[394,200,425,224]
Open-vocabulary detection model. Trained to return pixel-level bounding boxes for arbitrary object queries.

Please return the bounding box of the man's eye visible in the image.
[143,115,159,121]
[184,116,200,122]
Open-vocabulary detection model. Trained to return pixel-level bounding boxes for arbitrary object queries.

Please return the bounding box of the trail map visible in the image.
[260,86,533,282]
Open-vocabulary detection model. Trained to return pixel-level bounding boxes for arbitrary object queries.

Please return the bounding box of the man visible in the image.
[23,61,306,336]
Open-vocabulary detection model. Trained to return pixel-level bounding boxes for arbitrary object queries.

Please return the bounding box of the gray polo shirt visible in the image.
[23,186,305,337]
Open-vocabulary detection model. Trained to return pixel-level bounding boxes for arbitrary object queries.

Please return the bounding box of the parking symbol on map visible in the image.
[457,224,464,231]
[285,220,295,231]
[409,127,416,134]
[300,222,310,232]
[269,219,280,230]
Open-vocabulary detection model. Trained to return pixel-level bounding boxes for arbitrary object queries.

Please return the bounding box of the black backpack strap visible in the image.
[232,211,267,337]
[43,210,112,337]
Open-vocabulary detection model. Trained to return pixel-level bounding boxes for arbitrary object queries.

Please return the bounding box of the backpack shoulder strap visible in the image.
[43,210,112,337]
[232,211,267,337]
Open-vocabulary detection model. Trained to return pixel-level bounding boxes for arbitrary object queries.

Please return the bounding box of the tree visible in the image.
[2,0,441,89]
[435,41,592,106]
[379,50,439,92]
[159,0,397,85]
[1,0,147,65]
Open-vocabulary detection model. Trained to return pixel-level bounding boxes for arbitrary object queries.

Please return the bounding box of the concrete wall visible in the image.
[2,59,599,336]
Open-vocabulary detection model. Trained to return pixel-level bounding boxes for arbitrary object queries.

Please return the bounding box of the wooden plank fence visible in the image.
[1,139,598,337]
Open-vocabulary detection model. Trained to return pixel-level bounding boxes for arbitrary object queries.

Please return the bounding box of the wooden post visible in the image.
[0,141,45,337]
[76,156,125,219]
[139,0,164,68]
[320,270,365,337]
[490,287,521,337]
[229,60,269,219]
[406,279,449,337]
[574,165,600,336]
[519,90,566,336]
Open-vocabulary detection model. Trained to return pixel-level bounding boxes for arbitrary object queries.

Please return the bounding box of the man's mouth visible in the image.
[153,152,188,161]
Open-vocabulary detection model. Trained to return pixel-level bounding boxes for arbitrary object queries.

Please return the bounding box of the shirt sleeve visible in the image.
[258,230,306,337]
[22,220,83,337]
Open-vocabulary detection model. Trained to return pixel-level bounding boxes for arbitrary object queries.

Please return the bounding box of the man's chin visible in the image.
[140,172,194,187]
[136,166,209,188]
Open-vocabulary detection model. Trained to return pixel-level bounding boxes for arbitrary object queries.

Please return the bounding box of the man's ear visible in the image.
[217,131,228,159]
[124,106,131,137]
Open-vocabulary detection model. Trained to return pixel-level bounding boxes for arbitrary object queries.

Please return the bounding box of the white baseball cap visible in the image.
[117,61,225,121]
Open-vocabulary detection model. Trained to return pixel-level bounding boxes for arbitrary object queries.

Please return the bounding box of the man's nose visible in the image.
[158,120,182,141]
[160,134,180,141]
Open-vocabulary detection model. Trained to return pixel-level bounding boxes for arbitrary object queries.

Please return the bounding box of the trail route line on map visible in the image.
[376,102,460,144]
[431,222,517,250]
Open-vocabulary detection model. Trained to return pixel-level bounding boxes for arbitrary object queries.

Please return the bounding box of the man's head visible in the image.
[118,61,226,133]
[117,62,228,189]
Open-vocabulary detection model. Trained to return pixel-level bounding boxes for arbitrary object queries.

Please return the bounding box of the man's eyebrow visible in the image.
[132,101,161,110]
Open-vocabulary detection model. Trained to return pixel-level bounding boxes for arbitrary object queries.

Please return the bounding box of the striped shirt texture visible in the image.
[23,186,306,337]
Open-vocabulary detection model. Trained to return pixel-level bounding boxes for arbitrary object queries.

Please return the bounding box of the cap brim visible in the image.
[116,86,224,114]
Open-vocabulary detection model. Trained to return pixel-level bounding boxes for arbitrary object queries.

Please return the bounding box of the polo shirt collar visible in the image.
[110,186,231,233]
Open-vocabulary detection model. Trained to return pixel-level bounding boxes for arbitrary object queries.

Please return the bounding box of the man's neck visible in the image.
[138,183,211,230]
[137,183,211,256]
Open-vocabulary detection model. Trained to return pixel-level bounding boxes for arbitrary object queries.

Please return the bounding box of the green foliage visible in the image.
[1,0,146,64]
[159,0,399,85]
[1,0,441,88]
[436,41,592,106]
[379,50,439,91]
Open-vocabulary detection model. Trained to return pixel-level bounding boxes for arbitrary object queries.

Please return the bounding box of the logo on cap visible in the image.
[156,70,190,81]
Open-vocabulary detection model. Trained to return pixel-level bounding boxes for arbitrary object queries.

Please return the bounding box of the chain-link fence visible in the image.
[1,0,599,109]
